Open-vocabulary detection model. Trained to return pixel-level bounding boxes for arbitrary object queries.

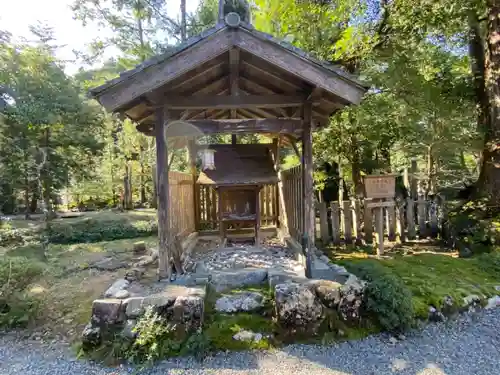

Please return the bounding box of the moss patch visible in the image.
[338,250,500,320]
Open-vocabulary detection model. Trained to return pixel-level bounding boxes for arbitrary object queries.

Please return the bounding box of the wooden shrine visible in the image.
[196,144,278,245]
[88,11,367,279]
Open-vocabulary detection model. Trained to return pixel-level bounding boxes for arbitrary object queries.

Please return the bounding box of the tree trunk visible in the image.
[478,1,500,206]
[42,128,54,217]
[350,134,364,197]
[426,145,436,195]
[180,0,187,41]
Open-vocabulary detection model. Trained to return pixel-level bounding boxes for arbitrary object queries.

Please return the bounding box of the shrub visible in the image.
[46,218,157,244]
[342,261,414,332]
[0,256,44,327]
[127,308,182,364]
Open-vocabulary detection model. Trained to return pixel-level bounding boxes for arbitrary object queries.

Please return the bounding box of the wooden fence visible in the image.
[169,171,196,238]
[316,196,448,254]
[281,165,303,242]
[196,184,278,230]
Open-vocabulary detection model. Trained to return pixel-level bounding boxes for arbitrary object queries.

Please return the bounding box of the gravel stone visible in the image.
[2,308,500,374]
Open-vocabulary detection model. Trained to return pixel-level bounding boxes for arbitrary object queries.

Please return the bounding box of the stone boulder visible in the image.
[310,280,342,309]
[172,295,204,338]
[91,299,125,326]
[210,268,267,292]
[274,282,323,333]
[133,241,147,255]
[124,267,145,282]
[124,285,206,319]
[338,274,365,323]
[215,291,264,313]
[81,323,101,349]
[104,279,130,298]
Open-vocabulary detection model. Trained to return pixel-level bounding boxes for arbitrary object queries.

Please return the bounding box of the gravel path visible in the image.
[1,309,499,375]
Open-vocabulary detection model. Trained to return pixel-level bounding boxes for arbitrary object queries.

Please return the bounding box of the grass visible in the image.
[332,244,500,319]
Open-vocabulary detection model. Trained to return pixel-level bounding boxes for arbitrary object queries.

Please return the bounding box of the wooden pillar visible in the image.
[275,137,288,233]
[231,134,237,144]
[302,103,314,276]
[187,139,198,231]
[363,198,373,244]
[155,106,171,280]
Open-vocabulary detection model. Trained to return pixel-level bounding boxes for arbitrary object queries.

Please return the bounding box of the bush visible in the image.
[126,308,182,364]
[342,261,414,332]
[46,218,157,244]
[0,256,44,327]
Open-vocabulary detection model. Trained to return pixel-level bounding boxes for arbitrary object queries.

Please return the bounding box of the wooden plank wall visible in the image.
[168,171,196,237]
[196,183,279,230]
[281,165,303,242]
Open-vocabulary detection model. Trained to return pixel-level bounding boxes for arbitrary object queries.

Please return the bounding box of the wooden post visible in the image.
[188,139,198,230]
[255,187,261,246]
[231,134,237,144]
[155,106,171,280]
[276,137,288,234]
[410,158,418,199]
[406,197,416,240]
[364,198,373,244]
[417,195,427,238]
[302,103,314,276]
[439,196,449,241]
[331,202,341,245]
[387,202,397,241]
[352,198,362,245]
[375,207,384,256]
[318,202,329,244]
[342,200,353,243]
[218,188,225,247]
[396,201,406,243]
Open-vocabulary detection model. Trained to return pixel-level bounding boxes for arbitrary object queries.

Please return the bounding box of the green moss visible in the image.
[205,313,275,351]
[340,252,500,321]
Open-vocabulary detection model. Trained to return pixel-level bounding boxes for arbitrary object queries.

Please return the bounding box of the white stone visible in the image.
[215,291,264,313]
[104,279,130,298]
[232,329,262,342]
[463,294,481,307]
[485,295,500,309]
[389,336,398,345]
[115,290,130,299]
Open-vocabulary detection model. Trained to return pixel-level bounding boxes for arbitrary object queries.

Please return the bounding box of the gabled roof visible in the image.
[88,20,368,133]
[196,144,278,186]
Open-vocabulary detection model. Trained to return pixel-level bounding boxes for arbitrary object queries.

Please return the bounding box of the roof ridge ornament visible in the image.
[225,12,241,28]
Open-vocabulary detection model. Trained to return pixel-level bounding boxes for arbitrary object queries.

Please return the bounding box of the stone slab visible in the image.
[210,268,268,292]
[124,284,206,318]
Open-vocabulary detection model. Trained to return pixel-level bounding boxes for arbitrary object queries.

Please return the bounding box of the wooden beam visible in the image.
[302,103,314,276]
[163,94,308,110]
[229,48,240,119]
[165,118,303,137]
[95,29,232,111]
[187,139,199,230]
[236,30,365,105]
[155,106,172,280]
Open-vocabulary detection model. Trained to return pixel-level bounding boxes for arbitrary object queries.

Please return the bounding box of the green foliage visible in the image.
[0,256,44,327]
[341,260,415,332]
[46,217,157,244]
[127,308,182,364]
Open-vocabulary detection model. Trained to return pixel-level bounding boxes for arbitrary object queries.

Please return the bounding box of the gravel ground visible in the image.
[1,309,499,375]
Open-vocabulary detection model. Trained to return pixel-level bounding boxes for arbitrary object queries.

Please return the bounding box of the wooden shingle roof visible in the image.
[196,144,278,186]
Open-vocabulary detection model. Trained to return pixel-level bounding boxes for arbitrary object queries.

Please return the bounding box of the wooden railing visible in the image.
[169,171,196,238]
[281,165,303,242]
[196,184,278,230]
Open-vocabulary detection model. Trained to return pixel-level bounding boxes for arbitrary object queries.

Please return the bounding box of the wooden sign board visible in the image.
[363,174,397,199]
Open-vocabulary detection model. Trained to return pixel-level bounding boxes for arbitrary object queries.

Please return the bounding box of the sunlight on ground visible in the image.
[28,285,46,294]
